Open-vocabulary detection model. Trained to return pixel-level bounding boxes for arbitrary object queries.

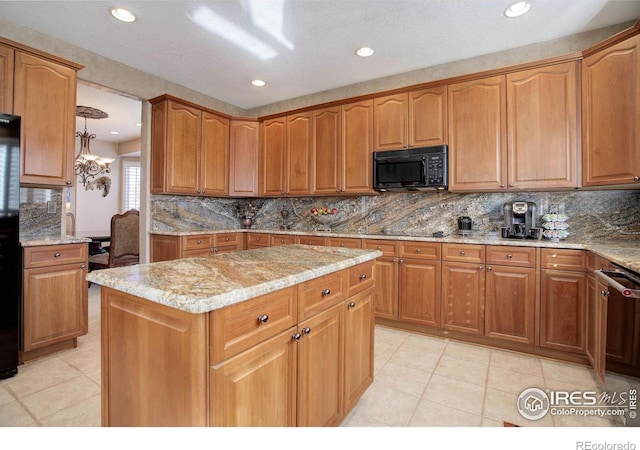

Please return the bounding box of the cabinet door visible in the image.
[448,75,507,191]
[286,112,312,195]
[14,51,76,186]
[605,286,636,366]
[23,263,88,351]
[374,93,408,150]
[261,117,286,196]
[150,101,167,193]
[312,106,341,194]
[210,327,297,427]
[229,119,259,196]
[342,100,374,193]
[0,43,14,114]
[200,111,229,196]
[165,101,201,194]
[371,256,398,320]
[485,265,537,345]
[409,86,447,147]
[585,274,598,370]
[507,62,579,189]
[582,34,640,186]
[399,259,441,327]
[540,269,586,353]
[297,303,343,427]
[441,261,485,335]
[343,290,374,414]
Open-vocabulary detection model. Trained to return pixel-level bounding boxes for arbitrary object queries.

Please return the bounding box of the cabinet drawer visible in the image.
[183,234,214,250]
[362,239,398,257]
[298,270,346,320]
[348,261,375,297]
[23,243,88,268]
[326,237,362,249]
[210,286,297,363]
[246,233,269,247]
[442,243,485,263]
[399,241,440,260]
[541,249,586,271]
[182,248,214,258]
[214,233,240,247]
[296,235,327,246]
[486,245,536,267]
[270,234,296,246]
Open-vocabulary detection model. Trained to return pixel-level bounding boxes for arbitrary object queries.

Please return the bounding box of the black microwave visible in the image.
[373,145,448,191]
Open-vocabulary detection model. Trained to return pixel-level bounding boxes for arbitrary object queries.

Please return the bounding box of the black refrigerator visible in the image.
[0,113,21,379]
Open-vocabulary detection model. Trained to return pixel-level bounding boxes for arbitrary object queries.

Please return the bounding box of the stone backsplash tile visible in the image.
[151,190,640,242]
[19,187,63,237]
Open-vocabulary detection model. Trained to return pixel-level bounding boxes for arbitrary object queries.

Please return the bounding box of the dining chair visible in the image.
[88,209,140,272]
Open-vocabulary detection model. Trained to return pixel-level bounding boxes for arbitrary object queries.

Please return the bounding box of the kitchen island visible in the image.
[86,244,381,427]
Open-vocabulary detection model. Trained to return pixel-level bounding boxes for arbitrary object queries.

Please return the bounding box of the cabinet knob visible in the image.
[634,176,640,181]
[359,274,367,281]
[399,259,404,264]
[197,240,202,244]
[321,288,331,297]
[210,248,215,253]
[340,243,345,247]
[81,264,86,269]
[416,248,422,253]
[66,181,72,185]
[376,246,381,250]
[257,314,269,324]
[54,252,61,258]
[459,251,465,256]
[487,266,493,272]
[225,237,230,241]
[214,248,219,253]
[302,327,311,335]
[601,290,610,297]
[479,265,484,271]
[256,237,260,241]
[392,258,398,263]
[292,333,302,342]
[500,184,506,188]
[336,189,340,193]
[509,183,514,188]
[506,254,513,259]
[348,302,356,309]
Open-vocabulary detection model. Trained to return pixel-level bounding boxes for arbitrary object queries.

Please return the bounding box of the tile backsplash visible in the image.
[151,190,640,242]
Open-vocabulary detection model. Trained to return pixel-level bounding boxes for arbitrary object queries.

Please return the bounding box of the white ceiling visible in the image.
[2,0,640,128]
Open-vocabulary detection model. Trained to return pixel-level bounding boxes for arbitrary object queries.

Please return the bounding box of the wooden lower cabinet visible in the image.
[540,269,586,353]
[150,232,243,261]
[210,327,297,427]
[370,256,398,319]
[484,265,537,345]
[441,261,485,335]
[399,259,441,327]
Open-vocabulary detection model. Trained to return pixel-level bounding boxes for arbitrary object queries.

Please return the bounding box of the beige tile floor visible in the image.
[1,284,638,427]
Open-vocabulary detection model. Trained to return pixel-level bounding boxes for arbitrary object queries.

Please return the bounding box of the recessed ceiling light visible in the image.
[109,7,136,23]
[110,131,120,135]
[356,47,375,57]
[504,1,531,18]
[251,79,266,87]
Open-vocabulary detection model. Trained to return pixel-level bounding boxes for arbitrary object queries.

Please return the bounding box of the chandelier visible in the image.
[74,106,115,188]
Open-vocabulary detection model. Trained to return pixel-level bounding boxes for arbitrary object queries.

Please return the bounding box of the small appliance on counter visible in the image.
[500,201,541,240]
[457,216,472,236]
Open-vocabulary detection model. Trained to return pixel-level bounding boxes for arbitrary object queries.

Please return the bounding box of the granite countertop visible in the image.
[86,245,382,314]
[20,235,92,247]
[150,228,640,273]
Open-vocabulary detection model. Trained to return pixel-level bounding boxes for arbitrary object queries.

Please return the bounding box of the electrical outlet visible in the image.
[47,201,56,214]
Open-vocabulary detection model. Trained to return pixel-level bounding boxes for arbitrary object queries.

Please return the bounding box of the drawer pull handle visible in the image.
[359,274,367,281]
[81,264,86,269]
[225,237,230,241]
[506,254,513,259]
[416,248,421,253]
[348,302,356,309]
[321,289,331,297]
[459,251,465,256]
[257,314,269,324]
[634,176,640,181]
[302,327,311,335]
[376,246,381,250]
[197,240,202,244]
[292,333,302,342]
[54,252,61,258]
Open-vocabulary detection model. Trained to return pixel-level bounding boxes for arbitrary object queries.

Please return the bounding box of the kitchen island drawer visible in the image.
[298,269,346,320]
[348,260,375,296]
[399,241,440,260]
[23,243,88,268]
[210,286,297,363]
[541,249,586,271]
[486,245,536,267]
[442,243,485,263]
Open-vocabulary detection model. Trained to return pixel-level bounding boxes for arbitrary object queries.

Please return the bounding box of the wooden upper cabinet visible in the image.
[409,86,447,147]
[0,43,14,114]
[150,96,230,196]
[448,75,507,191]
[374,88,447,152]
[582,34,640,187]
[14,51,78,186]
[374,93,408,150]
[229,119,259,197]
[507,61,579,189]
[286,112,312,195]
[261,113,311,196]
[260,117,286,196]
[342,100,374,194]
[312,106,342,194]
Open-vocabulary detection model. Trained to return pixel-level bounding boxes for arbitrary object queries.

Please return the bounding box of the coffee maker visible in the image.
[501,201,540,239]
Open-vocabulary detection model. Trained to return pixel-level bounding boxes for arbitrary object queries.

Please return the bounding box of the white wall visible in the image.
[74,140,120,235]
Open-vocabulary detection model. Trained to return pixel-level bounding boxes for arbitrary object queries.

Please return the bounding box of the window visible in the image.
[122,159,140,211]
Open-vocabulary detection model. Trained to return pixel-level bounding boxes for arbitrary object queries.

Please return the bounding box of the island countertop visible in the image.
[86,244,382,314]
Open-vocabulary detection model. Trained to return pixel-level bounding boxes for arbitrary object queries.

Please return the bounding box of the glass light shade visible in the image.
[100,157,115,165]
[83,154,99,161]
